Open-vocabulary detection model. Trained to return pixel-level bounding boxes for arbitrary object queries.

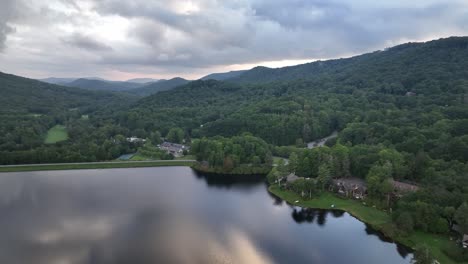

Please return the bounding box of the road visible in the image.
[307,131,338,149]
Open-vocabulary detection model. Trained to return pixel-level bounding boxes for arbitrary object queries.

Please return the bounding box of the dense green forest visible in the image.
[191,134,272,174]
[0,72,140,164]
[1,36,467,261]
[130,77,190,96]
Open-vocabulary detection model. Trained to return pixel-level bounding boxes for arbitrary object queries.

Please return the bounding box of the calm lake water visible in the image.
[0,167,412,264]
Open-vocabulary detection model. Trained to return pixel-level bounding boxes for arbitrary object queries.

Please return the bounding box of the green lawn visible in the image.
[269,186,466,264]
[176,155,195,160]
[129,154,150,161]
[44,125,68,144]
[0,160,196,172]
[269,186,389,225]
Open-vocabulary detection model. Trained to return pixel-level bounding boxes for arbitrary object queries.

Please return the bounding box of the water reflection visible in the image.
[0,167,412,264]
[194,171,266,189]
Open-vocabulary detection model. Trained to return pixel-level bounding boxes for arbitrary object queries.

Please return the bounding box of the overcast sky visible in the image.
[0,0,467,80]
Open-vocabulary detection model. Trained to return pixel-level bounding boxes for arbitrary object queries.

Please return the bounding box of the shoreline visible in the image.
[268,185,465,264]
[0,160,196,172]
[191,163,272,176]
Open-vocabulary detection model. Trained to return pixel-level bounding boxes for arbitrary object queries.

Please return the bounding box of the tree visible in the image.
[302,124,311,142]
[277,159,289,177]
[332,144,351,177]
[289,152,298,173]
[291,179,307,197]
[411,245,434,264]
[380,179,394,208]
[366,162,392,199]
[395,212,414,234]
[223,156,234,171]
[304,179,317,199]
[455,203,468,233]
[295,138,304,148]
[150,131,162,144]
[443,206,456,229]
[166,128,184,143]
[317,164,332,190]
[378,148,406,179]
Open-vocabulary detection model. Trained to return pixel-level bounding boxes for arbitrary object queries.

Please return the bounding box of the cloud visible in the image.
[0,0,22,52]
[62,33,113,51]
[90,0,468,70]
[0,0,468,79]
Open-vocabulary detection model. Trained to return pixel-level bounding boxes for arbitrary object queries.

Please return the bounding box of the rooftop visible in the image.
[390,179,419,192]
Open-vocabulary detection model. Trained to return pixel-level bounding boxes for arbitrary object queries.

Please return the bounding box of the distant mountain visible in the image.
[0,72,129,114]
[64,78,144,92]
[228,37,468,84]
[201,70,247,81]
[126,78,159,84]
[40,77,77,85]
[130,77,190,96]
[128,36,468,145]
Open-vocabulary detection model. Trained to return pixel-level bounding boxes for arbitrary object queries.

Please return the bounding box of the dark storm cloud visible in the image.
[90,0,468,70]
[62,33,113,51]
[1,0,468,79]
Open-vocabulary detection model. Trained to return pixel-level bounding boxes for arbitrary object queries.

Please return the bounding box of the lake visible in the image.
[0,167,413,263]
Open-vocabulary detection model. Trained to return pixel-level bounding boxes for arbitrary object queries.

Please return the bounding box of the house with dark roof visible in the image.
[286,173,302,183]
[463,234,468,248]
[332,178,367,199]
[158,142,189,157]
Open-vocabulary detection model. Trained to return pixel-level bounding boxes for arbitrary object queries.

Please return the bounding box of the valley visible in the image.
[0,36,468,263]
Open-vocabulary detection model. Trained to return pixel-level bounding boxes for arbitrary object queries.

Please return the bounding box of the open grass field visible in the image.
[269,186,466,264]
[44,125,68,144]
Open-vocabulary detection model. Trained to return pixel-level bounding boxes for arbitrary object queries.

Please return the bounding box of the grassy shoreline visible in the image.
[269,185,466,264]
[0,160,196,172]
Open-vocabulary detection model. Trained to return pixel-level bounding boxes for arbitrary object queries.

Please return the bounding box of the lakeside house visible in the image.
[126,137,146,143]
[463,234,468,248]
[159,142,189,157]
[332,178,367,199]
[286,173,302,183]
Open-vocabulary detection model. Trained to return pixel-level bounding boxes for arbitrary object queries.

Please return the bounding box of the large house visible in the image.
[463,234,468,248]
[332,178,367,199]
[159,142,189,157]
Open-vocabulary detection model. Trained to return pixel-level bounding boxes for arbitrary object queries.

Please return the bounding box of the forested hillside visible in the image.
[228,37,468,85]
[1,37,467,171]
[0,72,131,114]
[64,78,143,92]
[0,72,137,164]
[201,70,247,81]
[122,37,468,153]
[129,77,190,96]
